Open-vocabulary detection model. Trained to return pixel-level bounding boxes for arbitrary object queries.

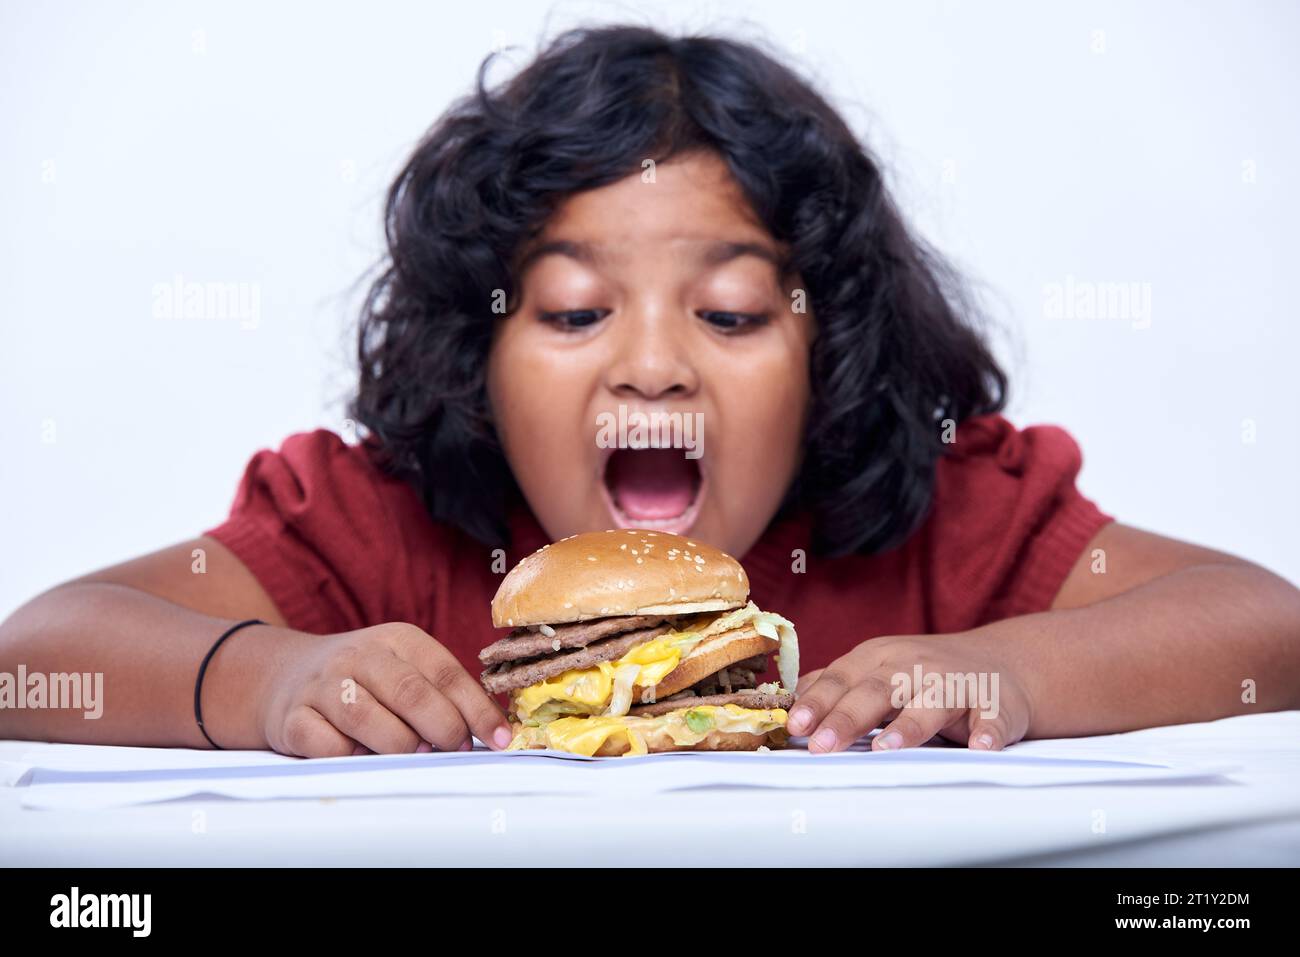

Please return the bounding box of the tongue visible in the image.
[605,449,699,520]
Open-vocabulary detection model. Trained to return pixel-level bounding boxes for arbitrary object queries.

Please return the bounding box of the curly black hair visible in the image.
[350,24,1006,557]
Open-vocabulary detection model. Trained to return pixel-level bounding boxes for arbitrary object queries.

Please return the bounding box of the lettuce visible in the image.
[752,610,800,693]
[684,709,715,733]
[605,663,642,717]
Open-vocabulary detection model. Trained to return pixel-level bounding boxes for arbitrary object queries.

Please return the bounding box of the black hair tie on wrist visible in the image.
[194,618,266,750]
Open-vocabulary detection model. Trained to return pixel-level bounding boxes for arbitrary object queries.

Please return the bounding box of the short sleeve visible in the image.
[923,415,1114,630]
[202,430,428,635]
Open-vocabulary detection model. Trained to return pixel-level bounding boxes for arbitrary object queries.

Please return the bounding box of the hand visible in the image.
[787,632,1035,754]
[259,622,513,757]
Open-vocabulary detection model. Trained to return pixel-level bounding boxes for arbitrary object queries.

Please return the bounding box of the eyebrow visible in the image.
[700,240,784,269]
[516,238,786,273]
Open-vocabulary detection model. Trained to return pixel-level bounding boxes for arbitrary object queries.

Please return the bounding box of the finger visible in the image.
[355,650,470,751]
[787,661,889,738]
[966,709,1015,752]
[393,630,513,750]
[795,668,824,695]
[279,705,360,759]
[786,666,852,736]
[806,677,898,753]
[873,692,963,751]
[316,680,421,755]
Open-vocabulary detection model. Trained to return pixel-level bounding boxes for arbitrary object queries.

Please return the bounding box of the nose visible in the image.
[602,305,700,401]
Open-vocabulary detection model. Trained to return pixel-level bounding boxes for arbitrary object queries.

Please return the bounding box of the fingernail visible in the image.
[351,744,368,756]
[972,732,995,750]
[416,740,433,753]
[458,739,473,752]
[492,726,513,749]
[788,707,812,733]
[875,730,903,750]
[811,727,837,753]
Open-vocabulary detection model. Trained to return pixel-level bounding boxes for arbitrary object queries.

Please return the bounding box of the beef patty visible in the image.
[478,615,666,667]
[628,689,796,717]
[480,623,672,695]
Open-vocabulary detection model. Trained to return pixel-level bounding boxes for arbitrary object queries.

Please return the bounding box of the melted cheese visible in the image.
[510,632,689,720]
[508,704,789,757]
[509,605,799,722]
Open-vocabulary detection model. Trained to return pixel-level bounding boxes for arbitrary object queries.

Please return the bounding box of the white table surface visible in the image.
[3,712,1298,867]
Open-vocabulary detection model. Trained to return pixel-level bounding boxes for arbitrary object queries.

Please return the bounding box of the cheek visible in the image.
[486,330,523,446]
[487,322,591,473]
[709,335,811,489]
[730,374,807,466]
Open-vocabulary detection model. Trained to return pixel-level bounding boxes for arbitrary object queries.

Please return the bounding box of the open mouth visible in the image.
[599,448,705,535]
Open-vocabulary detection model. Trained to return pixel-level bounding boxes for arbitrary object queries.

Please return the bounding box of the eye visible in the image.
[697,310,770,332]
[538,309,609,330]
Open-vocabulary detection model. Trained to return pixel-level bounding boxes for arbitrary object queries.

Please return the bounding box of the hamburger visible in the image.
[479,528,799,756]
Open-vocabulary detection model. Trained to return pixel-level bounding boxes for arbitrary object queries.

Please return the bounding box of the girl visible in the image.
[2,25,1297,757]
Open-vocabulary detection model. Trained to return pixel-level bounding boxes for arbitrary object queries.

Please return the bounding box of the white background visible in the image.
[2,0,1296,620]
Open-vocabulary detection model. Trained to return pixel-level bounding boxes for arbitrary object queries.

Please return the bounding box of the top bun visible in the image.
[491,529,749,628]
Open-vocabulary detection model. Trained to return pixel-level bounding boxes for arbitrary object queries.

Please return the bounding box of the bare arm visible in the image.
[0,536,303,747]
[790,523,1300,752]
[1005,522,1300,736]
[0,536,512,753]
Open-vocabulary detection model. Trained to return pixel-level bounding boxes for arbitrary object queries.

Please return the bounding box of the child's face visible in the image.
[487,150,813,559]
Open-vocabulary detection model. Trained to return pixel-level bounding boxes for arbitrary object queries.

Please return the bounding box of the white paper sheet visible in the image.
[10,736,1235,810]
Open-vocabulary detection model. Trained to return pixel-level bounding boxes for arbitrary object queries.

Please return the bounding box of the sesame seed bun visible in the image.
[490,529,749,628]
